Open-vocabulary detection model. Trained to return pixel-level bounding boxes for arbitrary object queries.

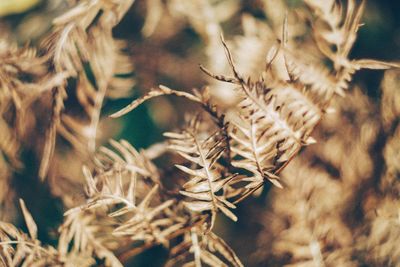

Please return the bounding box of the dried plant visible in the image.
[0,0,399,266]
[39,0,135,178]
[253,87,379,266]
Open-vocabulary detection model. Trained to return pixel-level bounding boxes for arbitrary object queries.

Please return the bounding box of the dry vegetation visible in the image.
[0,0,399,266]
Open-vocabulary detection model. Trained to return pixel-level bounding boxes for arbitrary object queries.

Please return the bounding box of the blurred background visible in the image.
[0,0,399,266]
[1,0,399,144]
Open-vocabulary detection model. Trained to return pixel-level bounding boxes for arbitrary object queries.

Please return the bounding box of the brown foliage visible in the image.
[0,0,399,266]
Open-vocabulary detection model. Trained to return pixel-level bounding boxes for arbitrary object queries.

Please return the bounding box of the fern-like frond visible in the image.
[255,159,356,266]
[277,49,341,104]
[165,118,238,229]
[305,0,363,64]
[0,222,63,267]
[63,139,184,258]
[230,115,283,191]
[304,0,399,96]
[201,36,321,201]
[38,0,135,178]
[0,39,63,174]
[0,200,77,267]
[166,227,243,267]
[112,184,181,247]
[58,211,122,267]
[95,139,160,183]
[65,139,161,215]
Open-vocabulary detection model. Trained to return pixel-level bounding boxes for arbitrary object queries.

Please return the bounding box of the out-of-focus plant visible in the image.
[0,0,41,17]
[0,0,399,266]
